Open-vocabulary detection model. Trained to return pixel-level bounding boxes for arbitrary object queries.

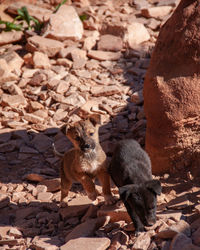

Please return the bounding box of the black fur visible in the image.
[109,139,161,234]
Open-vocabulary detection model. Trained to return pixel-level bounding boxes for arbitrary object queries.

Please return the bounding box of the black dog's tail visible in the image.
[52,143,64,158]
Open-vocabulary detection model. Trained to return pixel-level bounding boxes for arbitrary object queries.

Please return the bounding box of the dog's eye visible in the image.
[89,132,94,136]
[75,136,80,141]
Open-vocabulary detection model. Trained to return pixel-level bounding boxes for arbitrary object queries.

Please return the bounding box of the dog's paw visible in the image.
[88,191,97,201]
[104,194,117,205]
[60,197,69,208]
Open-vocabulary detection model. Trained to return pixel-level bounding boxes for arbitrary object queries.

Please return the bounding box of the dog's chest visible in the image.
[80,153,100,174]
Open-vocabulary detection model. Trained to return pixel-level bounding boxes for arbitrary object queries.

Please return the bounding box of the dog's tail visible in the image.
[52,142,64,158]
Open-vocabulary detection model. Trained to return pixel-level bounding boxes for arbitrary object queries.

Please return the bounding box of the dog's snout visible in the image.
[146,217,156,226]
[85,143,91,149]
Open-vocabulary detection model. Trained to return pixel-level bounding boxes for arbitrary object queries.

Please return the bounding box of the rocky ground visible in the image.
[0,0,200,249]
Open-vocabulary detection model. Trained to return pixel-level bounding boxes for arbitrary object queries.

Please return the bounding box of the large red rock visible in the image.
[143,0,200,174]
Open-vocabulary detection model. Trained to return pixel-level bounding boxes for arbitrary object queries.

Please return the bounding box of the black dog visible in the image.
[109,139,161,234]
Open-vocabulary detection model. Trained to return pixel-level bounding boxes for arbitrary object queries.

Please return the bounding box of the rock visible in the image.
[65,217,109,243]
[60,237,111,250]
[0,31,23,45]
[71,48,87,69]
[88,50,121,61]
[0,94,27,108]
[143,0,200,174]
[125,23,150,49]
[156,220,191,239]
[97,203,131,223]
[37,192,53,202]
[31,134,52,153]
[170,233,192,250]
[131,89,144,104]
[90,85,121,97]
[192,227,200,246]
[33,51,51,69]
[43,5,83,41]
[83,31,99,51]
[0,194,9,208]
[62,93,86,107]
[24,113,44,124]
[141,6,173,19]
[31,235,60,250]
[0,59,18,83]
[26,35,64,57]
[59,196,91,220]
[0,51,24,76]
[156,210,182,222]
[24,173,45,182]
[132,232,151,250]
[7,2,51,23]
[183,244,200,250]
[40,179,61,192]
[2,82,24,96]
[97,35,123,52]
[8,228,22,238]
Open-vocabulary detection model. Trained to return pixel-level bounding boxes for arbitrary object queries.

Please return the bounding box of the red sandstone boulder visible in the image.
[143,0,200,174]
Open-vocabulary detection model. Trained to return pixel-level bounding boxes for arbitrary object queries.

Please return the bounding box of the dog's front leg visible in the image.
[123,200,144,235]
[78,174,98,201]
[97,169,115,205]
[60,164,72,205]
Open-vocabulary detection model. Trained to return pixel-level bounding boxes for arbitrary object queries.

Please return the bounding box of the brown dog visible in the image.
[54,114,115,205]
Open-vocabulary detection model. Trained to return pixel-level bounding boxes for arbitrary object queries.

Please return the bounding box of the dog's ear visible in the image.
[145,180,162,195]
[119,184,136,201]
[88,114,101,126]
[119,185,131,201]
[60,124,69,135]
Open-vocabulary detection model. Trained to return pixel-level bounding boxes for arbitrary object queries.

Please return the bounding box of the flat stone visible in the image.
[43,5,83,41]
[37,192,53,202]
[65,217,109,243]
[88,50,121,61]
[0,59,18,83]
[0,31,23,45]
[141,6,173,19]
[60,237,110,250]
[31,235,60,250]
[26,35,64,57]
[24,173,45,182]
[59,196,91,220]
[24,113,44,124]
[90,85,121,97]
[97,34,123,52]
[97,203,131,223]
[0,94,27,108]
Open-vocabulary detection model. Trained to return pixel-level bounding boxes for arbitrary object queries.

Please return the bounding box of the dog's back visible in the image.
[109,139,152,187]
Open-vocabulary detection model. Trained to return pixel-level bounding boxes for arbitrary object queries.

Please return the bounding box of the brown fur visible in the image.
[56,114,115,205]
